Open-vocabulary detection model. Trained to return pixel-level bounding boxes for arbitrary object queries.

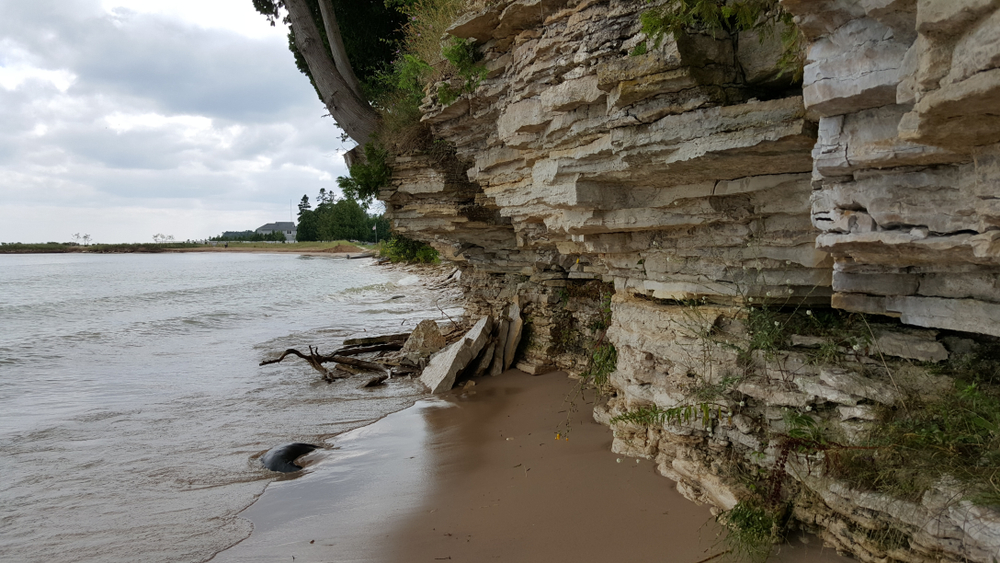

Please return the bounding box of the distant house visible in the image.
[256,222,297,242]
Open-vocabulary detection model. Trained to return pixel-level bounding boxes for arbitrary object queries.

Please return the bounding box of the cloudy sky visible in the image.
[0,0,352,243]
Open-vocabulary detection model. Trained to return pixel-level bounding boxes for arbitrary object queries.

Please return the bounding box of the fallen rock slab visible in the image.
[874,330,949,363]
[401,319,447,366]
[420,316,494,394]
[503,302,523,371]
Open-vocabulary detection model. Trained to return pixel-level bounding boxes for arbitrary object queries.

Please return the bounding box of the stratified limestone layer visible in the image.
[601,294,1000,563]
[787,0,1000,338]
[404,0,825,304]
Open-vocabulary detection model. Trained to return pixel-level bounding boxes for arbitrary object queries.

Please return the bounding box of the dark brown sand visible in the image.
[212,371,848,563]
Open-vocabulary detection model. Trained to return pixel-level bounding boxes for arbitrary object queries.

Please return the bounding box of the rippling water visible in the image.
[0,253,460,563]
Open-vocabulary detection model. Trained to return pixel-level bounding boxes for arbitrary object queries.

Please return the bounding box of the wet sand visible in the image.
[212,371,848,563]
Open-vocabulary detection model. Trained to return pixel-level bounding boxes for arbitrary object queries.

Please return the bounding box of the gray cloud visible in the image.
[0,0,351,242]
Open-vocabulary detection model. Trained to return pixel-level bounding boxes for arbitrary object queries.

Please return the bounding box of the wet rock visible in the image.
[420,316,494,394]
[401,319,447,365]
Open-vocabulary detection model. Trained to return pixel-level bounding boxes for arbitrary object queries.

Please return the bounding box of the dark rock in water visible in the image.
[260,442,319,473]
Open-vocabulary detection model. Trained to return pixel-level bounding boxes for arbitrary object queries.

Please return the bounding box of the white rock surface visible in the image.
[420,316,493,394]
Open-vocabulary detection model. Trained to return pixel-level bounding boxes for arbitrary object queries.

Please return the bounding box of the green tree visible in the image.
[297,208,320,241]
[297,195,312,217]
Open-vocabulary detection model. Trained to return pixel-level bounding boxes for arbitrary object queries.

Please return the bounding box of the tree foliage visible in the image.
[295,192,389,242]
[337,142,392,205]
[210,230,287,242]
[252,0,407,104]
[378,233,439,263]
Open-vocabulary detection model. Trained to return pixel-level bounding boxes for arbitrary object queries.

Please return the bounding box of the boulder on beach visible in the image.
[420,316,493,394]
[400,319,447,366]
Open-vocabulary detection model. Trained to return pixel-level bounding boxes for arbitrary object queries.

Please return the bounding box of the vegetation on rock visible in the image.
[638,0,805,80]
[378,233,439,263]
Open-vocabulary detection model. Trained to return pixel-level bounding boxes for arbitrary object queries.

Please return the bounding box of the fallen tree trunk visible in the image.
[329,355,387,373]
[343,333,410,346]
[332,342,403,356]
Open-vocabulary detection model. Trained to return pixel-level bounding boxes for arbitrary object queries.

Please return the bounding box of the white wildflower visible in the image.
[806,310,812,316]
[805,405,813,411]
[738,401,745,407]
[616,458,622,463]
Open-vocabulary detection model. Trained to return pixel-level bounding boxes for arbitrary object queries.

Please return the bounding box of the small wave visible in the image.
[397,275,421,286]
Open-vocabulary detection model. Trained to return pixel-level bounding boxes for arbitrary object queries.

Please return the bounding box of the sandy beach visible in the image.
[171,244,375,259]
[212,370,849,563]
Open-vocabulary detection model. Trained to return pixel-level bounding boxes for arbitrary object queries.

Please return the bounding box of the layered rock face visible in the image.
[413,0,829,306]
[377,0,1000,560]
[785,0,1000,337]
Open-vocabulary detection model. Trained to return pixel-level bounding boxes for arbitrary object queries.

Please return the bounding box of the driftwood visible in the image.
[331,342,403,356]
[329,355,387,373]
[342,333,410,347]
[260,346,350,380]
[261,346,387,379]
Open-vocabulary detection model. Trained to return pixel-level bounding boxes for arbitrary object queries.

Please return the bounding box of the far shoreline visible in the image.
[0,241,378,257]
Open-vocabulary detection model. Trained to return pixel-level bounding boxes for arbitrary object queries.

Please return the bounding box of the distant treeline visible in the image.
[0,242,201,253]
[209,231,287,242]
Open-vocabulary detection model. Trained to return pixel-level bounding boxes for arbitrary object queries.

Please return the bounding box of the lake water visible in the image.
[0,252,460,563]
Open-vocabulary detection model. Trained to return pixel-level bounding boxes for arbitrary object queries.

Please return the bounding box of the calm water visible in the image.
[0,252,460,563]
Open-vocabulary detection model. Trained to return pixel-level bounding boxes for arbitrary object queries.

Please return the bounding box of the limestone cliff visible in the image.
[377,0,1000,560]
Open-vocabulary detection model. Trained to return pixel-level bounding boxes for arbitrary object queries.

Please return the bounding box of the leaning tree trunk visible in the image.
[284,0,379,145]
[317,0,366,102]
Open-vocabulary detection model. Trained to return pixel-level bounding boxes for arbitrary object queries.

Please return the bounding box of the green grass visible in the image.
[831,381,1000,504]
[719,499,780,563]
[581,342,617,391]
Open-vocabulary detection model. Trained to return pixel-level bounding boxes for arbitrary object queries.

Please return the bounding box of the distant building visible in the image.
[256,222,297,242]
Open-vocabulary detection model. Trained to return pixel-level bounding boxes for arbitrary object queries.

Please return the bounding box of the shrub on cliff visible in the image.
[378,233,439,263]
[638,0,805,80]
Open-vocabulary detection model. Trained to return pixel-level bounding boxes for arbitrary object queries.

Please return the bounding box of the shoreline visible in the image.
[0,243,377,256]
[211,371,849,563]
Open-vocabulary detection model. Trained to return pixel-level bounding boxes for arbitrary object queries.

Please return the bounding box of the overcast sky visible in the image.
[0,0,352,243]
